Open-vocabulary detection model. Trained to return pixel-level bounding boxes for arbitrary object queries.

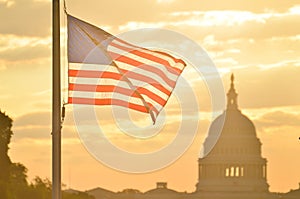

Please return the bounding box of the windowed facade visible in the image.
[224,166,244,177]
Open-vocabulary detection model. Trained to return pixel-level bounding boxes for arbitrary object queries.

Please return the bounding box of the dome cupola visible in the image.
[227,74,238,110]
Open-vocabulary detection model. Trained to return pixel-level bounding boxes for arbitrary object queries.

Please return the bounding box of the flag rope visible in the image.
[63,0,68,14]
[62,1,68,107]
[61,104,66,127]
[61,0,69,126]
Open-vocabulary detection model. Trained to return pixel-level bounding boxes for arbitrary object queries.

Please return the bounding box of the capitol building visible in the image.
[81,75,300,199]
[195,74,271,199]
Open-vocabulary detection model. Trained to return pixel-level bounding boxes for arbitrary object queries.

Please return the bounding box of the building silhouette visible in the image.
[195,74,270,199]
[85,75,299,199]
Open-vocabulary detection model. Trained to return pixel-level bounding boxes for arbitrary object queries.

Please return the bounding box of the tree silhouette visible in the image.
[0,111,13,198]
[0,110,94,199]
[8,163,29,198]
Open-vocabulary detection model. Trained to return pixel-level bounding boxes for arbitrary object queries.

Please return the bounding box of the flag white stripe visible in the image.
[108,45,179,80]
[69,90,164,110]
[114,60,174,91]
[70,91,142,105]
[70,77,126,87]
[111,39,185,70]
[69,76,169,100]
[69,63,114,71]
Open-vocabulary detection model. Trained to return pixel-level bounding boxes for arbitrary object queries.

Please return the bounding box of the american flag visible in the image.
[67,14,186,123]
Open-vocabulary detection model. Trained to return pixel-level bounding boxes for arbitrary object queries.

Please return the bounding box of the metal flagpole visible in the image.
[52,0,61,199]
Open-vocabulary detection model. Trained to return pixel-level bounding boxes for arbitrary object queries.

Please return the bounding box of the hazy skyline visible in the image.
[1,0,299,193]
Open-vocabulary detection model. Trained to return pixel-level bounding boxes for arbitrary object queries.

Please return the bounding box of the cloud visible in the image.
[14,111,51,127]
[0,0,50,36]
[67,0,162,27]
[1,0,298,38]
[66,0,299,33]
[12,111,80,141]
[156,0,176,4]
[254,111,300,131]
[0,43,50,62]
[203,36,300,70]
[0,0,15,8]
[12,126,51,140]
[226,64,300,109]
[1,1,299,71]
[11,125,80,141]
[0,34,51,61]
[113,8,300,68]
[207,15,298,41]
[164,0,299,13]
[163,11,300,42]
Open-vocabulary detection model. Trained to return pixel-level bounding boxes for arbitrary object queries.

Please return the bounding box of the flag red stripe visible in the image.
[69,83,137,97]
[68,97,148,112]
[69,69,171,96]
[119,69,172,95]
[109,42,182,75]
[109,51,178,87]
[136,87,166,106]
[69,83,166,106]
[68,97,159,114]
[114,38,186,67]
[69,69,123,80]
[153,50,186,66]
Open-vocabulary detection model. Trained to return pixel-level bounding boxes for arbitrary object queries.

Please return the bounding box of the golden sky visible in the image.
[1,0,300,193]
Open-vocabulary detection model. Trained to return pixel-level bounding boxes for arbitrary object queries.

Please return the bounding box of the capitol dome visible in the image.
[196,74,269,196]
[201,74,261,157]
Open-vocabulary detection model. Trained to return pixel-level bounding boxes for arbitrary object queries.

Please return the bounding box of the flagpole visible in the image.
[52,0,61,199]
